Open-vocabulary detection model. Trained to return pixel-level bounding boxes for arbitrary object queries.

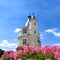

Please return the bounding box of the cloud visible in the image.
[54,43,60,47]
[0,40,18,51]
[14,28,21,33]
[40,34,45,39]
[45,28,60,37]
[45,28,57,33]
[40,34,44,38]
[13,39,17,41]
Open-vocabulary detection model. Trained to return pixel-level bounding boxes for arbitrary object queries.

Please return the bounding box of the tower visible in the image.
[18,14,41,46]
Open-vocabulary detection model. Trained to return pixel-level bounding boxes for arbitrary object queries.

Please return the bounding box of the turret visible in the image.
[28,14,38,30]
[26,14,38,35]
[18,14,41,47]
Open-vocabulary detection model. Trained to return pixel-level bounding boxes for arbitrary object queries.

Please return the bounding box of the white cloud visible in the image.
[40,34,44,39]
[14,28,21,33]
[45,28,57,33]
[0,40,18,51]
[54,43,60,47]
[45,28,60,37]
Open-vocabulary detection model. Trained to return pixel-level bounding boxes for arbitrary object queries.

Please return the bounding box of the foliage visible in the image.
[0,49,4,57]
[1,46,60,60]
[16,46,20,50]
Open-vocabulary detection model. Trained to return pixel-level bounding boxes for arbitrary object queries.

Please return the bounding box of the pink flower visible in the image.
[23,49,29,55]
[17,50,22,55]
[14,52,18,60]
[55,53,60,60]
[1,45,60,60]
[9,51,14,58]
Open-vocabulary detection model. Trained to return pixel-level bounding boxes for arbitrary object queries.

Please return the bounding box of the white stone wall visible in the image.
[29,19,38,30]
[28,34,40,46]
[18,16,41,47]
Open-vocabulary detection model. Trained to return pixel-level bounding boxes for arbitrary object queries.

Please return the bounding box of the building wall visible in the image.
[29,19,38,30]
[18,15,41,47]
[18,33,40,46]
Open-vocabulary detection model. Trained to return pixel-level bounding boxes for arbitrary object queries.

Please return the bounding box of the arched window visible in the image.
[34,23,36,25]
[34,31,36,34]
[23,29,27,33]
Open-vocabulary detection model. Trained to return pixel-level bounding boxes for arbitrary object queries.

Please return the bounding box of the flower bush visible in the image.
[1,51,14,60]
[1,46,60,60]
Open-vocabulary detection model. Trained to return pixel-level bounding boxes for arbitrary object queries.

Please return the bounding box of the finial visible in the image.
[31,13,35,19]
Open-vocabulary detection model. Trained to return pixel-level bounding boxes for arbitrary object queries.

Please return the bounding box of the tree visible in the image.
[0,49,4,57]
[16,46,20,50]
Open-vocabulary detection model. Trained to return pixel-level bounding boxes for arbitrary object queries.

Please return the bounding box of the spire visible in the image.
[25,14,31,27]
[31,13,35,19]
[28,14,31,20]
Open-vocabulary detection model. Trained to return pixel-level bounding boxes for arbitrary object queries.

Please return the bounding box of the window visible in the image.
[23,39,27,44]
[38,40,40,42]
[34,31,36,34]
[23,29,27,34]
[34,23,36,25]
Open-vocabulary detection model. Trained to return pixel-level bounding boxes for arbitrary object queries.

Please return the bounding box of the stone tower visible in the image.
[18,14,41,46]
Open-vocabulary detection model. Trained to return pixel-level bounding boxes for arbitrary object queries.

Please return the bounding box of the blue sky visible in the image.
[0,0,60,51]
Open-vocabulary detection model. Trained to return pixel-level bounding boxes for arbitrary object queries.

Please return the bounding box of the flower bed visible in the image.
[1,46,60,60]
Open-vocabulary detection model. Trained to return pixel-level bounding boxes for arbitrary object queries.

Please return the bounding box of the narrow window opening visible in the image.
[23,29,27,33]
[34,31,36,34]
[23,39,27,44]
[34,23,36,25]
